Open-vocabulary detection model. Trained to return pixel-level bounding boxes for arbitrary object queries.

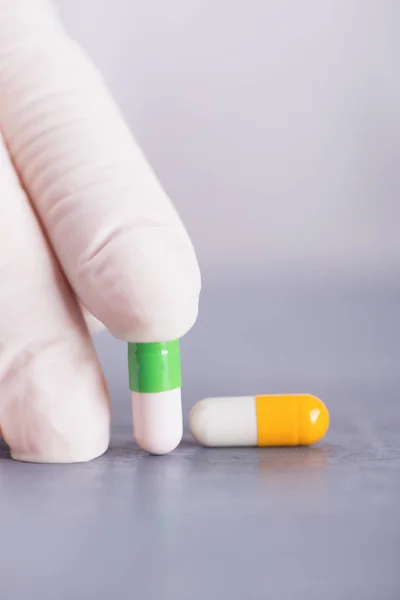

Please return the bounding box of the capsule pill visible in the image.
[190,394,329,447]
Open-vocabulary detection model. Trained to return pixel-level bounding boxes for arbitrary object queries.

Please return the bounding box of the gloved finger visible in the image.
[80,304,106,336]
[0,134,110,463]
[0,0,201,344]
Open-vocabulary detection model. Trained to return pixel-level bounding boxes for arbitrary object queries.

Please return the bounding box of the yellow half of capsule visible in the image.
[255,394,329,446]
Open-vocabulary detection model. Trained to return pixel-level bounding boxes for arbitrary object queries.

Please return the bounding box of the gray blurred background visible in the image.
[55,0,400,420]
[56,0,400,275]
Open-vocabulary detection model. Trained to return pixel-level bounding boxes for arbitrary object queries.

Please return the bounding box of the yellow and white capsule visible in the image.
[189,394,329,447]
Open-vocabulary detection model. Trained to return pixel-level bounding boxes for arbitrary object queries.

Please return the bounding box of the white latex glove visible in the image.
[0,0,201,463]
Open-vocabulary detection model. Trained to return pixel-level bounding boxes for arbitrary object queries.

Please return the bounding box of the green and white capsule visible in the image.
[128,341,182,454]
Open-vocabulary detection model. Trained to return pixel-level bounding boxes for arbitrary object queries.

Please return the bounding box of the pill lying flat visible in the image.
[189,394,329,447]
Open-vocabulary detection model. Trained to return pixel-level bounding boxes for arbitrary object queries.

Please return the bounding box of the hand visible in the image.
[0,0,201,463]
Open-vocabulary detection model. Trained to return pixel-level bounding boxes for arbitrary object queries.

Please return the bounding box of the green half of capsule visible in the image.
[128,340,182,393]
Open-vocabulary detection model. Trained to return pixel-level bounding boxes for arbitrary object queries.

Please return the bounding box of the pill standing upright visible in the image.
[128,341,183,454]
[190,394,329,447]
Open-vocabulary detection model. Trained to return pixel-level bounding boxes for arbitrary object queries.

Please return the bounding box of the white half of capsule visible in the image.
[189,397,258,447]
[132,388,183,455]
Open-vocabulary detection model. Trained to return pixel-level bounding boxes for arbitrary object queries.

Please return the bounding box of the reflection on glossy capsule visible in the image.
[189,394,329,447]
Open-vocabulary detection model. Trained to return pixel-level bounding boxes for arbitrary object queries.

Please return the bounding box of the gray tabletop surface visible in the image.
[1,275,399,600]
